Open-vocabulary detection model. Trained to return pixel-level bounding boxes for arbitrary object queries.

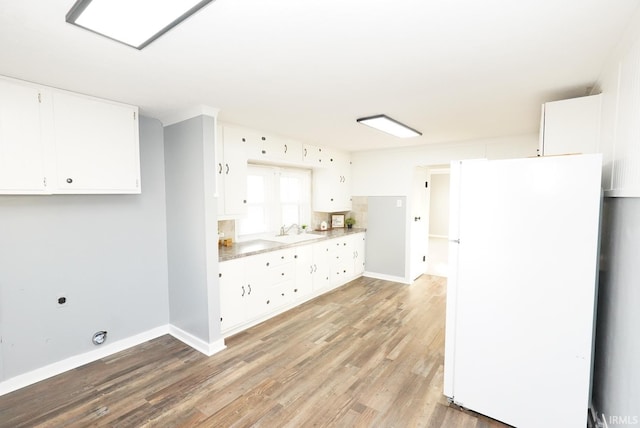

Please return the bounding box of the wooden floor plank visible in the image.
[0,275,510,428]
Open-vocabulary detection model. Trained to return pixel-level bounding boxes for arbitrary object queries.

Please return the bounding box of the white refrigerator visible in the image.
[443,154,602,428]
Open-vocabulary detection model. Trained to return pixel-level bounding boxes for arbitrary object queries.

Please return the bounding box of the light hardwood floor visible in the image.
[0,275,509,427]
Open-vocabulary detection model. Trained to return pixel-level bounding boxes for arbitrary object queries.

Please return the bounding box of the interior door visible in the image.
[447,155,602,428]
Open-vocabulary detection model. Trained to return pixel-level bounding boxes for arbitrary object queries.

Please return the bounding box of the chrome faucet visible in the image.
[280,224,300,236]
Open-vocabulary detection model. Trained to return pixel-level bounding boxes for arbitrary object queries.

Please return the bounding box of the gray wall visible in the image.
[0,116,170,380]
[164,115,220,343]
[365,196,407,278]
[593,197,640,422]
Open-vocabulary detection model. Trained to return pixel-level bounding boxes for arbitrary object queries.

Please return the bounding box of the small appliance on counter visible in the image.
[320,221,328,230]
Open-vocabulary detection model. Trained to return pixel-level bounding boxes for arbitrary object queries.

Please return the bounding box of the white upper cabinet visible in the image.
[312,149,352,212]
[0,79,46,193]
[218,125,248,216]
[216,122,353,213]
[51,91,140,194]
[250,131,303,164]
[303,144,327,166]
[0,75,141,195]
[538,94,602,157]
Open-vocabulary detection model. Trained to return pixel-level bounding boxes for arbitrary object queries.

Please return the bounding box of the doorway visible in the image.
[426,167,450,277]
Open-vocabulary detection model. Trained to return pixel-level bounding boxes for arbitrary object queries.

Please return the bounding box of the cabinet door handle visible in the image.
[218,163,222,174]
[247,284,252,294]
[310,265,314,274]
[66,178,73,184]
[225,163,230,174]
[284,144,288,153]
[304,148,307,157]
[313,264,317,273]
[241,285,245,297]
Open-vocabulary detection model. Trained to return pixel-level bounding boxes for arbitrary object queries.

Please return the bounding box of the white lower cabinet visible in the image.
[353,233,366,275]
[330,237,353,286]
[219,258,262,331]
[312,241,332,292]
[219,233,365,335]
[293,245,314,298]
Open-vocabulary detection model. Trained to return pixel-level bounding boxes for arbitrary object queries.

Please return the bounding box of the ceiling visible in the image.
[1,0,639,152]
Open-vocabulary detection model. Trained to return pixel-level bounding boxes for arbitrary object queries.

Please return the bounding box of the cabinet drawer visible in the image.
[267,262,295,286]
[264,280,296,309]
[253,248,293,268]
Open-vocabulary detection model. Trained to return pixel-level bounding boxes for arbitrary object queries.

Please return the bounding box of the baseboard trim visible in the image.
[0,324,229,397]
[168,325,226,356]
[426,267,449,278]
[363,271,411,284]
[0,325,169,397]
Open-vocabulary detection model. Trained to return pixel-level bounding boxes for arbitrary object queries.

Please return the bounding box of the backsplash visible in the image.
[312,196,368,230]
[349,196,368,229]
[219,200,368,240]
[218,219,235,241]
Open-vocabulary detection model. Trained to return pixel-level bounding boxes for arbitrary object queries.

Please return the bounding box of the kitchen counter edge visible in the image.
[219,228,366,262]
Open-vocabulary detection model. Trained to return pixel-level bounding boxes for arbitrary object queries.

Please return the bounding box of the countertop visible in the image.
[219,228,366,262]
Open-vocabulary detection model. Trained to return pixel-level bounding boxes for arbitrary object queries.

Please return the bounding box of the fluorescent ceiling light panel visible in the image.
[66,0,214,49]
[356,115,422,138]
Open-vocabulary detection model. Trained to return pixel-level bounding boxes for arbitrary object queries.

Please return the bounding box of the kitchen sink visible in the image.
[265,233,324,244]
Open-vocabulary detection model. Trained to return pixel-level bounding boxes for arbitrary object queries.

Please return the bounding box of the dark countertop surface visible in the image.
[219,228,366,262]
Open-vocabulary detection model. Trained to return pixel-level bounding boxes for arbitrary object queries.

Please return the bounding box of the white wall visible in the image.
[592,5,640,423]
[352,133,537,197]
[0,117,170,381]
[353,133,537,281]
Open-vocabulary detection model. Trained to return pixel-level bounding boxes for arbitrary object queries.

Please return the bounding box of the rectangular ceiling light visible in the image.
[66,0,214,50]
[356,114,422,138]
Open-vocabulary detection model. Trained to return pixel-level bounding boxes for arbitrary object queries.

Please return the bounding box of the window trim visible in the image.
[237,164,311,242]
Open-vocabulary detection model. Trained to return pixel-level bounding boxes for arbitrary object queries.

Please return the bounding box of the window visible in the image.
[238,164,311,240]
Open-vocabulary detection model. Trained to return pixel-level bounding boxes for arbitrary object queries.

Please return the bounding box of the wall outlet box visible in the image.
[56,293,69,308]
